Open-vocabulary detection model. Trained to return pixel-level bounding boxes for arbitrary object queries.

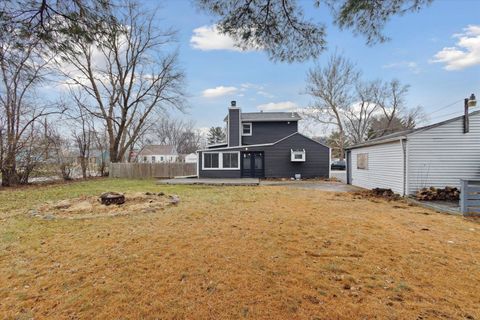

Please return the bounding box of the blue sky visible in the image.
[152,0,480,132]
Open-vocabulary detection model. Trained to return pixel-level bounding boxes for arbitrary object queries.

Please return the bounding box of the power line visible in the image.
[425,98,463,116]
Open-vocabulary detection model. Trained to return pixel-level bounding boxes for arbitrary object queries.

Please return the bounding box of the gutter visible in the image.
[346,135,408,150]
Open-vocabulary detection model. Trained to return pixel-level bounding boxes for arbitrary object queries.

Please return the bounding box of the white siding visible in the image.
[407,112,480,194]
[350,141,404,194]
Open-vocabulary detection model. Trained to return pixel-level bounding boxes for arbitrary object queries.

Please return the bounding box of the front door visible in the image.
[346,150,352,184]
[241,152,264,178]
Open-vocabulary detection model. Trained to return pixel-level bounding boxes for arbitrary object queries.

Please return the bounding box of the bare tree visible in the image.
[368,79,425,138]
[71,103,93,179]
[177,130,202,154]
[92,126,109,176]
[58,1,185,163]
[304,53,359,158]
[0,22,62,186]
[344,81,380,144]
[47,128,75,181]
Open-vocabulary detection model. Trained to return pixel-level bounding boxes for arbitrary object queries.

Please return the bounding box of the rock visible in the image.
[54,200,71,209]
[169,195,180,205]
[29,209,40,217]
[343,283,351,290]
[43,214,55,221]
[157,192,165,196]
[145,192,155,196]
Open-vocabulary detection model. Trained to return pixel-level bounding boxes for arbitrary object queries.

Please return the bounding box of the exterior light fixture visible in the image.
[468,93,477,108]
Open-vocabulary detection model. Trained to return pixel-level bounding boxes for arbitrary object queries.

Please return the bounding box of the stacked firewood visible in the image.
[416,186,460,201]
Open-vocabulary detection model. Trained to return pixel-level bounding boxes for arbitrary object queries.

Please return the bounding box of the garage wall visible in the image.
[350,141,405,194]
[407,112,480,194]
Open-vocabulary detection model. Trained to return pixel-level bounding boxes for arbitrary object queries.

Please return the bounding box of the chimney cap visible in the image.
[231,100,237,107]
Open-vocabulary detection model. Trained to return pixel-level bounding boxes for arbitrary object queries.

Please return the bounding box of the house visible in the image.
[345,110,480,196]
[183,153,198,164]
[137,145,178,163]
[197,101,330,178]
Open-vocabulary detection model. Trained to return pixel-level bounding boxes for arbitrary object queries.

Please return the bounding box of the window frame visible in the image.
[242,123,252,136]
[202,151,240,170]
[290,149,306,162]
[356,153,368,170]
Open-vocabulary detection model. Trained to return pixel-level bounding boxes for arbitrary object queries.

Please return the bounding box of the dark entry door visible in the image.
[346,150,352,184]
[241,152,264,178]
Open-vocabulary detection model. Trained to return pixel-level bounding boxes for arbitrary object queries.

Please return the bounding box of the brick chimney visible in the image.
[228,101,241,147]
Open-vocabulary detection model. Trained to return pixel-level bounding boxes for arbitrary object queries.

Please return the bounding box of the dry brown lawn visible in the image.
[0,179,479,319]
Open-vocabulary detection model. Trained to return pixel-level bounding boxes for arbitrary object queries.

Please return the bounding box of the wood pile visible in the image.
[415,186,460,201]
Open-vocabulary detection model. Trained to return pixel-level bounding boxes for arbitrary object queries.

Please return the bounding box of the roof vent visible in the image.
[231,100,236,107]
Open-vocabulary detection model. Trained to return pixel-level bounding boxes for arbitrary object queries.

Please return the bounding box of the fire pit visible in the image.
[100,192,125,205]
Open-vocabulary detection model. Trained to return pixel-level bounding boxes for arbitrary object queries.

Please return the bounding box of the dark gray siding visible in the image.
[263,133,329,178]
[198,133,329,178]
[228,108,240,147]
[242,121,297,145]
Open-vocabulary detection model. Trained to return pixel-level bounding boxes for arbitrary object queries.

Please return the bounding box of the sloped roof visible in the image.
[241,112,301,122]
[224,111,301,122]
[198,131,329,151]
[138,145,177,156]
[346,110,480,150]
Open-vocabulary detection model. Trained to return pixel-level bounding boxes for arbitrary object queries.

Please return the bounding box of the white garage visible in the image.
[346,110,480,196]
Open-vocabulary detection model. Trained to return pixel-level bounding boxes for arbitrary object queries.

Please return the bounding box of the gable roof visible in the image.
[138,145,177,156]
[346,110,480,150]
[224,111,301,122]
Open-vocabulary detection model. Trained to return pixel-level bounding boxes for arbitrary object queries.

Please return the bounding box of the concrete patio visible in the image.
[157,178,260,186]
[157,177,362,192]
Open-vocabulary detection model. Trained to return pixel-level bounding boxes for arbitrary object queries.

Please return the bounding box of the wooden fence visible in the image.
[110,163,197,179]
[460,179,480,216]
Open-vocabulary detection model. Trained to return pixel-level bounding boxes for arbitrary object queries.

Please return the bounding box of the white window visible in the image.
[203,152,240,170]
[223,152,239,168]
[143,156,147,162]
[151,156,156,162]
[242,123,252,136]
[291,149,306,162]
[203,153,220,169]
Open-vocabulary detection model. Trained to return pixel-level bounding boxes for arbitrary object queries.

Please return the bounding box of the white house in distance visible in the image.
[184,153,198,164]
[345,109,480,196]
[137,145,178,163]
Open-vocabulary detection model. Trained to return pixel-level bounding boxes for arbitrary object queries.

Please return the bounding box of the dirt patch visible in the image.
[32,192,178,219]
[353,188,401,201]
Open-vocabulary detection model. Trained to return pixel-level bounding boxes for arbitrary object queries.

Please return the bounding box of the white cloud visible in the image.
[202,86,238,98]
[431,25,480,70]
[382,61,420,74]
[256,101,299,111]
[190,25,244,52]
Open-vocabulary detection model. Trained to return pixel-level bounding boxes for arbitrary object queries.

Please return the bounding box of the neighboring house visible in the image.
[197,101,330,178]
[184,153,198,164]
[137,145,178,163]
[345,110,480,195]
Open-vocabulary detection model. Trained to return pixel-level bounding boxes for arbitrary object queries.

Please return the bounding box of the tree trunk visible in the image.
[1,165,20,187]
[80,157,88,179]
